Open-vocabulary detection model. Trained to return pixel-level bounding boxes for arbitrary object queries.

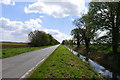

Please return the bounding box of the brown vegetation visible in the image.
[0,43,29,49]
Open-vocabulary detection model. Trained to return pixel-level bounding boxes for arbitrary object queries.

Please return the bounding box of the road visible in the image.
[2,45,59,78]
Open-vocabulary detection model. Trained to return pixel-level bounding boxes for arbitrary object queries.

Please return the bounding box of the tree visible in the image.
[28,30,59,47]
[61,40,66,45]
[28,30,50,46]
[48,34,55,45]
[88,2,120,54]
[53,38,60,45]
[61,40,73,46]
[71,28,82,47]
[69,40,74,46]
[95,32,112,45]
[73,16,98,52]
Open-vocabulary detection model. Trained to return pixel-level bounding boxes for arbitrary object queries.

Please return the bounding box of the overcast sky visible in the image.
[0,0,91,43]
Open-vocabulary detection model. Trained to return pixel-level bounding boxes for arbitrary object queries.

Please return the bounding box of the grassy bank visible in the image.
[28,45,103,79]
[0,46,51,59]
[68,45,120,74]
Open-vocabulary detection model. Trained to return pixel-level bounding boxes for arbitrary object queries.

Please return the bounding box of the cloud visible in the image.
[1,17,71,42]
[0,0,15,5]
[24,18,42,28]
[1,18,42,31]
[70,18,74,21]
[24,0,88,18]
[39,16,44,18]
[42,29,72,42]
[0,17,42,42]
[97,30,109,38]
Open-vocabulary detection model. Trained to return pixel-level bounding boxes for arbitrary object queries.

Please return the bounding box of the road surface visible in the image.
[2,45,59,78]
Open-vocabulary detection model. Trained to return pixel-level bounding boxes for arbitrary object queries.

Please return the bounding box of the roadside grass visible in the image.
[28,45,103,79]
[68,45,120,74]
[0,46,51,59]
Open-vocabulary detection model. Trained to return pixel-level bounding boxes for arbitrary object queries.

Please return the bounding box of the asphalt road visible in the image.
[2,45,59,78]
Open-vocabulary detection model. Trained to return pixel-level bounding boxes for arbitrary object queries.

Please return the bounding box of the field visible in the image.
[28,45,103,79]
[68,45,120,75]
[0,43,49,58]
[0,42,27,45]
[0,42,28,49]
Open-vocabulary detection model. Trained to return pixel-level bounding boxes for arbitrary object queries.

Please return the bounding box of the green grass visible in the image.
[0,46,51,59]
[28,45,103,79]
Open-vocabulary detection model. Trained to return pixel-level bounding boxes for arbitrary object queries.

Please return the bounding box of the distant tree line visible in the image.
[28,30,60,47]
[62,2,120,54]
[62,40,75,46]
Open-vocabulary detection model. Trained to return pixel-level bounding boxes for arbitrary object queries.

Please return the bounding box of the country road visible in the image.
[2,45,59,78]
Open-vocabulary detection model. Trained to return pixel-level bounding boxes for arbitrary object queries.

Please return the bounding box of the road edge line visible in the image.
[19,58,45,80]
[19,45,60,80]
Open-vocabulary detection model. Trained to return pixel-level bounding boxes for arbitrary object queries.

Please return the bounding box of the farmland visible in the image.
[0,42,28,49]
[0,42,52,58]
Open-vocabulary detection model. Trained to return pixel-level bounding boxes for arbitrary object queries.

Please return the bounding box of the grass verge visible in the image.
[28,45,103,79]
[0,45,51,59]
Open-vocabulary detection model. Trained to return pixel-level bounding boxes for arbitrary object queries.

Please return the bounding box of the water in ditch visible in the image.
[66,47,120,80]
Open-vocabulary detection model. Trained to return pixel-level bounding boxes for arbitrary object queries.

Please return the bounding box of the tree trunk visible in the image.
[77,39,80,48]
[85,38,90,53]
[112,26,119,54]
[111,5,119,54]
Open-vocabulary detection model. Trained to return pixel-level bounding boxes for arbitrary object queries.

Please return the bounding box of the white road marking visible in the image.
[20,58,46,79]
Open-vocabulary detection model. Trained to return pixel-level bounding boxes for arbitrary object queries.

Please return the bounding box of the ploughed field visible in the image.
[0,42,29,49]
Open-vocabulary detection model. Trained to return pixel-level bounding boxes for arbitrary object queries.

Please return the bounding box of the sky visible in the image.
[0,0,91,43]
